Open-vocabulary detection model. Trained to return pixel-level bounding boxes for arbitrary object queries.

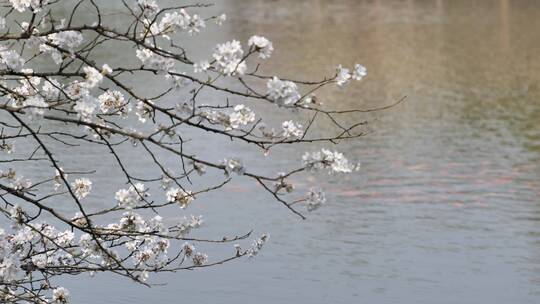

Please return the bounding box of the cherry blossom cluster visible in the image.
[0,0,392,302]
[302,149,360,174]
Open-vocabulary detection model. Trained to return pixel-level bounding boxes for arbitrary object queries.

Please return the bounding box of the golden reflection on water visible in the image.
[220,0,540,155]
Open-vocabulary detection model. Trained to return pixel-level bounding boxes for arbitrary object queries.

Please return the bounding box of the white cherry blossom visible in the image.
[248,35,273,59]
[52,287,69,304]
[0,50,25,71]
[229,104,255,129]
[98,90,127,114]
[281,120,304,139]
[166,188,194,209]
[266,77,301,106]
[336,65,351,87]
[216,14,227,26]
[71,178,92,199]
[115,183,148,209]
[352,63,367,80]
[302,149,359,173]
[83,66,103,88]
[47,30,83,51]
[306,188,326,211]
[194,60,210,73]
[213,40,246,75]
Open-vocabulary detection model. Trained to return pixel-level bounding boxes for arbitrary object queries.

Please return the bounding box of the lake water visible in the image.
[4,0,540,303]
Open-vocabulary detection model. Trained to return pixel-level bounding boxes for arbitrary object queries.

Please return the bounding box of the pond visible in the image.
[4,0,540,303]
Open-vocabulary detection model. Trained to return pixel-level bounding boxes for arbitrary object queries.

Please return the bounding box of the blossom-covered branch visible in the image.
[0,0,400,302]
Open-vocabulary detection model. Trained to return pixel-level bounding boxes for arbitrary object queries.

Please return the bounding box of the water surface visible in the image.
[6,1,540,303]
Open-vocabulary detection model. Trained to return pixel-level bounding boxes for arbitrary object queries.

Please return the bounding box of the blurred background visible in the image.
[10,0,540,303]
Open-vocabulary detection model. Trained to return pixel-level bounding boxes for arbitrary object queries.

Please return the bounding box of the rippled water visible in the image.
[5,0,540,303]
